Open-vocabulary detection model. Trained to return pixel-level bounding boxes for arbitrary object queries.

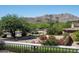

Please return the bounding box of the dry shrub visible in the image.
[40,35,59,46]
[58,35,73,46]
[39,35,73,46]
[39,35,48,41]
[64,35,73,46]
[58,38,64,45]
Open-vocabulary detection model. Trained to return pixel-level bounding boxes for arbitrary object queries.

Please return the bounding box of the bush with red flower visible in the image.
[40,35,59,46]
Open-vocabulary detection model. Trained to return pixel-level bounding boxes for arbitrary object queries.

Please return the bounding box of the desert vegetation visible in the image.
[0,14,79,53]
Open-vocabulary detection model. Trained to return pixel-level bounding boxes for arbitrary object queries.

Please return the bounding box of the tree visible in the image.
[47,23,62,35]
[19,18,31,36]
[0,14,27,38]
[47,22,71,35]
[1,15,29,38]
[36,23,50,29]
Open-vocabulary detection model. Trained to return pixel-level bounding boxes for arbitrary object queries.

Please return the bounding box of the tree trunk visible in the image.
[11,32,16,38]
[22,31,26,37]
[10,30,16,38]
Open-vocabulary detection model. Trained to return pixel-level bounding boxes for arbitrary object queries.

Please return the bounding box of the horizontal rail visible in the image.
[1,41,79,53]
[4,41,79,49]
[4,41,41,46]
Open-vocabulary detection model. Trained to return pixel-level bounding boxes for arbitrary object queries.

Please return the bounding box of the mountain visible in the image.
[23,13,79,23]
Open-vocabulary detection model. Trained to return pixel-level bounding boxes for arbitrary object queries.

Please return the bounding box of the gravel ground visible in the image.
[0,50,14,53]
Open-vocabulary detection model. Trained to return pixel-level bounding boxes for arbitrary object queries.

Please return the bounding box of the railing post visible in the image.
[77,49,79,53]
[2,41,79,53]
[33,46,36,53]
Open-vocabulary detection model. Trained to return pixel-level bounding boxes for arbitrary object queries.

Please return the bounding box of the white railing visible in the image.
[1,41,79,53]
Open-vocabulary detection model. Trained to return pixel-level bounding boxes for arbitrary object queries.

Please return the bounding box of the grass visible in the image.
[3,44,78,53]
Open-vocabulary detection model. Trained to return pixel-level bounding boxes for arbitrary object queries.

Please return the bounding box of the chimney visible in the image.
[71,22,74,28]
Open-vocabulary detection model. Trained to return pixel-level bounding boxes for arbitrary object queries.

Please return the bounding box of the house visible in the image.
[63,22,79,33]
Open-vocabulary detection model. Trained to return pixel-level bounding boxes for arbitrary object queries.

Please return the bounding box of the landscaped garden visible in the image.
[0,14,79,53]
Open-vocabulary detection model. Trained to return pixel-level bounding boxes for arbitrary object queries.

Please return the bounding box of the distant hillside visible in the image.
[22,13,79,23]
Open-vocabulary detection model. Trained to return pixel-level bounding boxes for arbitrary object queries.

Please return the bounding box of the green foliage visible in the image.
[29,23,38,30]
[41,35,58,46]
[0,14,71,38]
[37,23,50,29]
[0,14,31,38]
[0,30,3,36]
[19,19,31,36]
[29,23,50,30]
[47,22,71,35]
[72,31,79,41]
[1,14,23,30]
[26,23,50,34]
[47,23,63,35]
[42,39,58,46]
[63,32,69,38]
[0,14,22,38]
[19,19,31,31]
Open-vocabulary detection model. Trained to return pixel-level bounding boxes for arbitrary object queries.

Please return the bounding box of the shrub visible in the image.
[57,34,73,46]
[39,35,48,40]
[47,22,71,35]
[47,23,63,35]
[58,39,64,45]
[42,39,58,46]
[72,31,79,41]
[63,32,69,38]
[41,35,58,46]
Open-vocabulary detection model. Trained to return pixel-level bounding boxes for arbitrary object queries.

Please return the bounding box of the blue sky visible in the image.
[0,5,79,17]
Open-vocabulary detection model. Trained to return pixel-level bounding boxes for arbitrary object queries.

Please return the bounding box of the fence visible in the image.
[1,41,79,53]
